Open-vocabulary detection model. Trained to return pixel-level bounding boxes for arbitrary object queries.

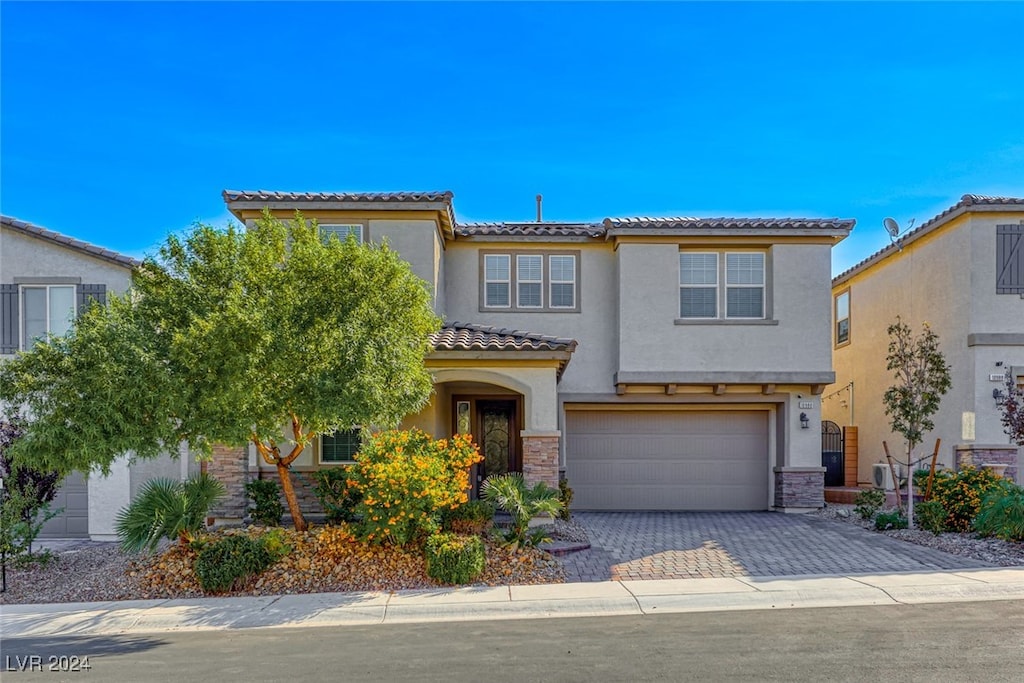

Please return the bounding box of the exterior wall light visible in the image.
[799,412,810,429]
[993,388,1005,405]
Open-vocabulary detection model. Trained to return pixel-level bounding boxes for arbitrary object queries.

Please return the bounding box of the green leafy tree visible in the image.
[882,317,952,529]
[0,209,440,532]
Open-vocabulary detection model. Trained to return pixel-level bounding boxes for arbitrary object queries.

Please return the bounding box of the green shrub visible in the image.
[259,527,293,561]
[931,466,1005,532]
[914,499,947,535]
[194,534,274,593]
[0,418,62,559]
[854,489,885,520]
[312,468,362,524]
[973,482,1024,542]
[874,511,908,531]
[558,478,574,521]
[482,472,563,547]
[116,473,225,553]
[348,429,481,546]
[443,499,495,535]
[424,532,485,585]
[245,479,284,527]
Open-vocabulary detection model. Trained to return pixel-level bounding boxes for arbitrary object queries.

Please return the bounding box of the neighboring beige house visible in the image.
[0,215,196,540]
[209,190,854,521]
[824,195,1024,487]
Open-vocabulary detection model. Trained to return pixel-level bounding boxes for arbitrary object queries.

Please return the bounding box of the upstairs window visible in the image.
[835,289,850,346]
[321,224,363,244]
[481,251,580,312]
[320,428,361,465]
[679,251,766,320]
[21,285,76,349]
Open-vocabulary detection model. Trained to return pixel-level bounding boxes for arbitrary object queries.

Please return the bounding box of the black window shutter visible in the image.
[1,284,18,353]
[77,284,107,316]
[996,225,1024,294]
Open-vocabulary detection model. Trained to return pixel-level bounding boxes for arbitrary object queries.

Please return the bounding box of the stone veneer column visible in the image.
[773,466,825,512]
[955,444,1020,483]
[521,431,560,490]
[207,444,249,526]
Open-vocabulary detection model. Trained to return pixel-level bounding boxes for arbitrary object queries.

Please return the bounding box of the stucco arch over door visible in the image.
[429,366,558,433]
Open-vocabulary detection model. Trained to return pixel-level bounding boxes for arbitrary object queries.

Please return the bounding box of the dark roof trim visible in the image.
[833,194,1024,286]
[456,222,605,239]
[604,216,856,232]
[1,215,141,268]
[222,189,457,238]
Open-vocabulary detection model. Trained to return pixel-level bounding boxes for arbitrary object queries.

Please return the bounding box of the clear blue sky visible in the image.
[2,1,1022,275]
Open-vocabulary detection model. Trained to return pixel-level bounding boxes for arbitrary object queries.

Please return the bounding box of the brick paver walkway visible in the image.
[559,512,993,582]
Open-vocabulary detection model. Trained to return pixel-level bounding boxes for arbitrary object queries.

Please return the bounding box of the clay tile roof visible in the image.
[833,193,1024,284]
[1,215,141,268]
[430,322,577,352]
[455,222,605,238]
[222,189,454,204]
[603,216,856,231]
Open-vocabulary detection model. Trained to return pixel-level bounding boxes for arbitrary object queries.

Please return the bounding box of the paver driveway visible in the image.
[559,512,993,582]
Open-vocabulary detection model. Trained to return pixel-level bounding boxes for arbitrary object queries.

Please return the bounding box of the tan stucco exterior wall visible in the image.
[1,228,133,297]
[826,212,1024,483]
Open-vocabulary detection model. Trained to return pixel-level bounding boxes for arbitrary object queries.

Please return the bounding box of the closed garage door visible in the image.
[566,409,769,511]
[38,471,89,538]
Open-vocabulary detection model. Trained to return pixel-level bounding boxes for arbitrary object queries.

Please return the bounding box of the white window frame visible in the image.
[20,284,76,351]
[724,252,765,320]
[679,252,719,319]
[549,255,577,309]
[516,254,543,309]
[484,254,512,308]
[320,224,364,244]
[319,428,362,465]
[835,289,850,346]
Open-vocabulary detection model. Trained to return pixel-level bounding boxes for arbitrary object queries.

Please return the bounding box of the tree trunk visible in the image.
[276,461,308,532]
[906,444,915,530]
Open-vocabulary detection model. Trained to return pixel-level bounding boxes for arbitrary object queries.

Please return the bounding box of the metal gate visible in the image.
[821,420,844,487]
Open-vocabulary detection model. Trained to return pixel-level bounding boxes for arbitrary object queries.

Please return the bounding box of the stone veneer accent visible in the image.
[955,444,1020,483]
[256,469,327,515]
[207,444,249,524]
[521,435,560,490]
[773,467,825,510]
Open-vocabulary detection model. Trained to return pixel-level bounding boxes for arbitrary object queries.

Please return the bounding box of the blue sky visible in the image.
[2,1,1022,275]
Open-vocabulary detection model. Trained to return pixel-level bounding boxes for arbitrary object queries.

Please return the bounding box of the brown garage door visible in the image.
[566,409,769,511]
[38,471,89,538]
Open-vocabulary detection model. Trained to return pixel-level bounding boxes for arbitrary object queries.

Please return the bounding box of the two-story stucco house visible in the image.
[824,195,1024,487]
[1,215,197,540]
[206,190,853,522]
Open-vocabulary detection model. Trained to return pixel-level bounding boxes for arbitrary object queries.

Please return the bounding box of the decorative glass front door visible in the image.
[470,399,519,497]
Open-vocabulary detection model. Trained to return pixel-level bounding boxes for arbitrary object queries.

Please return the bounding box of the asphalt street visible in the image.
[2,601,1021,682]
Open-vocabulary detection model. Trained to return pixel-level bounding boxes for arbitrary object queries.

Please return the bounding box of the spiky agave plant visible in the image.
[115,473,225,553]
[480,472,562,547]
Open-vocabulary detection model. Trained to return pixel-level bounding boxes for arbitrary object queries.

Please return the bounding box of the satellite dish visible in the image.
[883,217,900,238]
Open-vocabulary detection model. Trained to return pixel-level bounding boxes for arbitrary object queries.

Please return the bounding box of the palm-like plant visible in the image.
[480,473,563,547]
[115,473,225,553]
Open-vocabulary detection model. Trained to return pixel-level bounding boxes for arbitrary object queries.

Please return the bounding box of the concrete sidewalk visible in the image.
[4,567,1024,638]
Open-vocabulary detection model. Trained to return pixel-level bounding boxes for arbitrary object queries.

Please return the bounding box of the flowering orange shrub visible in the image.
[346,429,482,546]
[316,524,358,561]
[931,466,1005,532]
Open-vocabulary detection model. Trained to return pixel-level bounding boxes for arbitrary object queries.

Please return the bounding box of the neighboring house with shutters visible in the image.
[1,215,195,540]
[823,195,1024,487]
[207,190,853,523]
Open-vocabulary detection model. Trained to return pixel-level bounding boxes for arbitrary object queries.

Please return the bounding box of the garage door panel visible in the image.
[39,472,89,539]
[567,409,769,511]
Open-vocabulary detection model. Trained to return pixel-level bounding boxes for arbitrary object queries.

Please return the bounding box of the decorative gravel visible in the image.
[813,503,1024,567]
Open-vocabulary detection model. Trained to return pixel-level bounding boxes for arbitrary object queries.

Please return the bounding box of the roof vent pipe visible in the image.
[536,194,543,222]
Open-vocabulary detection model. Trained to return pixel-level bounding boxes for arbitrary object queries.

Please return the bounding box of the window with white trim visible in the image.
[485,254,512,308]
[21,285,76,349]
[320,224,363,244]
[679,251,766,320]
[835,290,850,346]
[517,255,543,308]
[320,428,361,464]
[481,251,580,312]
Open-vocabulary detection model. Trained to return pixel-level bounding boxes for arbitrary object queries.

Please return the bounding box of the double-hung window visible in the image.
[483,251,579,312]
[21,285,76,349]
[834,289,850,346]
[320,428,361,465]
[679,251,766,320]
[321,224,364,244]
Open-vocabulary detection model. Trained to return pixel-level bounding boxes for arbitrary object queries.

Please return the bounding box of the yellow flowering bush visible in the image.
[931,466,1005,532]
[346,429,482,546]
